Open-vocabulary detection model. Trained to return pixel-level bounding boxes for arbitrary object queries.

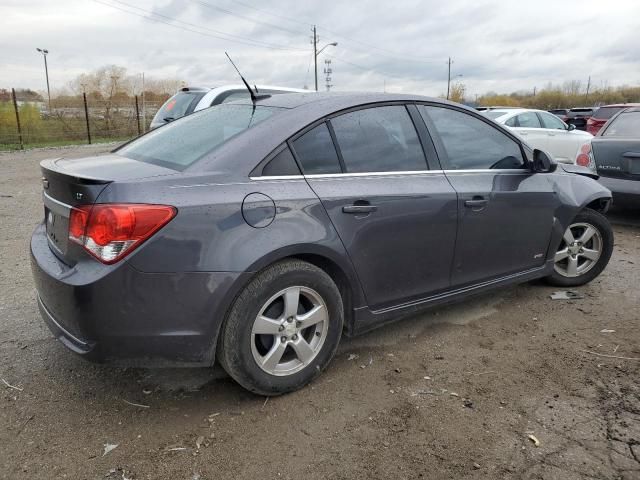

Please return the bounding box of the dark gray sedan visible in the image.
[31,93,614,395]
[587,106,640,206]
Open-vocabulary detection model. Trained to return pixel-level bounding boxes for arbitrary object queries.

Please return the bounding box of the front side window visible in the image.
[539,112,566,130]
[420,105,525,170]
[292,123,342,174]
[602,111,640,137]
[330,106,427,173]
[118,104,282,170]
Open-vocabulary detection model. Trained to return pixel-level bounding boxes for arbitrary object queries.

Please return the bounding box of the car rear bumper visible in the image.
[598,176,640,206]
[31,222,249,367]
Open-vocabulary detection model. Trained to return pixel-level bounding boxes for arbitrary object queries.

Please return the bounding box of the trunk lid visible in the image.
[40,154,177,261]
[591,138,640,180]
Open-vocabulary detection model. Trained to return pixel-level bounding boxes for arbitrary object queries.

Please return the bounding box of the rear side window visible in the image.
[330,106,427,173]
[602,111,640,137]
[259,146,301,176]
[420,105,524,170]
[292,123,342,174]
[513,112,542,128]
[594,106,626,120]
[538,112,566,130]
[118,104,283,171]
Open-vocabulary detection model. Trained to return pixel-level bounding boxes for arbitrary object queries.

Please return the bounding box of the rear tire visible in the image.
[545,208,613,287]
[218,259,343,395]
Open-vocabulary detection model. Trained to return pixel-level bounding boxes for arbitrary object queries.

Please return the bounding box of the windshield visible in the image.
[151,91,207,126]
[118,104,284,170]
[602,111,640,137]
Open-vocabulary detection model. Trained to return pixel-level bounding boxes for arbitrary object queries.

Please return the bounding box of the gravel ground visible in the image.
[1,145,639,480]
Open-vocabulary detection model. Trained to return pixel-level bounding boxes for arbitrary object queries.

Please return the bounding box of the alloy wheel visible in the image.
[250,286,329,376]
[554,222,603,278]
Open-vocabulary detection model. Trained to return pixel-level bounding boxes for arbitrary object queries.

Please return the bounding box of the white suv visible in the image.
[150,84,308,129]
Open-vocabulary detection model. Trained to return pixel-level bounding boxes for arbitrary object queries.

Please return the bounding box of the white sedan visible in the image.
[484,108,593,163]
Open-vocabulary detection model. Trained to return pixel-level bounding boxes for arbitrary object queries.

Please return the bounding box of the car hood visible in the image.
[559,163,599,180]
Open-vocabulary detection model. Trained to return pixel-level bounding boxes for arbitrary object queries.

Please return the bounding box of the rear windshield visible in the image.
[602,111,640,137]
[118,104,283,170]
[483,111,506,119]
[593,106,626,120]
[152,91,207,125]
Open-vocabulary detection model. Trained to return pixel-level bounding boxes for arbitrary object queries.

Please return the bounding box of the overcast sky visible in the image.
[1,0,639,98]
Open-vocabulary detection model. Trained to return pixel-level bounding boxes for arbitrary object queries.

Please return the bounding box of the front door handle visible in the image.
[342,204,378,214]
[464,197,488,208]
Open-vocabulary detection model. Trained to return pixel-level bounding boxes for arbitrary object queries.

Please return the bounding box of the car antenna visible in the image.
[224,52,270,104]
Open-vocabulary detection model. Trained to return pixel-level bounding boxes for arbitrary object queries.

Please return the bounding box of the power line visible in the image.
[317,26,441,65]
[190,0,309,37]
[94,0,307,51]
[222,0,441,64]
[225,0,313,27]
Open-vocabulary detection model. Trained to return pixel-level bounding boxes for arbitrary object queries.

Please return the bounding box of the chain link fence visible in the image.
[0,89,166,150]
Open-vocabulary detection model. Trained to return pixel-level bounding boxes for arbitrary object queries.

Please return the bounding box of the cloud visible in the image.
[1,0,638,97]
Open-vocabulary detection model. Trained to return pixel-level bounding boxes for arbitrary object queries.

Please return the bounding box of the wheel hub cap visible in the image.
[554,222,602,278]
[250,286,329,376]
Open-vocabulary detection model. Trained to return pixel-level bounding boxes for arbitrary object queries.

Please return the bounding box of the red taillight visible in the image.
[576,153,590,166]
[575,142,596,172]
[69,204,176,264]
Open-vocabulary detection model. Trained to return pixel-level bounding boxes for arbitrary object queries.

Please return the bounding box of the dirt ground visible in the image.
[1,145,639,480]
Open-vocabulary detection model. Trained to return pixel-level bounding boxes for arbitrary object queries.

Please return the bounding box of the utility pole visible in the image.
[36,48,51,111]
[446,57,453,100]
[311,27,337,92]
[313,25,318,92]
[141,72,146,133]
[585,76,591,100]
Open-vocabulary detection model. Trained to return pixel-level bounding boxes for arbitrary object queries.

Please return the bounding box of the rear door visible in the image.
[505,112,549,152]
[418,105,559,287]
[537,111,579,162]
[291,104,458,310]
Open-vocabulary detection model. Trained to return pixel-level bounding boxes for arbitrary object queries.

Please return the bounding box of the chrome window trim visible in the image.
[443,169,529,174]
[248,175,305,181]
[305,170,442,179]
[247,168,530,181]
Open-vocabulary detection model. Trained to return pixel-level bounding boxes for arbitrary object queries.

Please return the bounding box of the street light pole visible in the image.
[312,29,338,92]
[446,57,452,100]
[36,48,51,111]
[313,25,318,92]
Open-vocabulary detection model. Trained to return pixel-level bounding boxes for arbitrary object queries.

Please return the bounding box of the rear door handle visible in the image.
[342,205,378,214]
[464,198,488,208]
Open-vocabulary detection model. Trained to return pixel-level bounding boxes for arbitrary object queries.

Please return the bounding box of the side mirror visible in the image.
[532,149,558,173]
[567,123,576,131]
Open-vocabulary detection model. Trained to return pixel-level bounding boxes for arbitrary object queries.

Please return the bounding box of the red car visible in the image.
[587,104,640,135]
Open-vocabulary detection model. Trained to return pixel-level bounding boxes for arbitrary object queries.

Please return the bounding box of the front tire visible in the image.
[218,259,343,395]
[545,208,613,287]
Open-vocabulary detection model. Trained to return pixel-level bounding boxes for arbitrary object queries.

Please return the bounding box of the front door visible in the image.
[290,105,458,310]
[419,105,559,287]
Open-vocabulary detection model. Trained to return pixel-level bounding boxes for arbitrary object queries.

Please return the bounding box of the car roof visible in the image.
[596,103,640,108]
[191,92,471,174]
[238,91,442,110]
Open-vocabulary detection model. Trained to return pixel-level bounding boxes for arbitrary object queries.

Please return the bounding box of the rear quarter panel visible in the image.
[96,174,366,305]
